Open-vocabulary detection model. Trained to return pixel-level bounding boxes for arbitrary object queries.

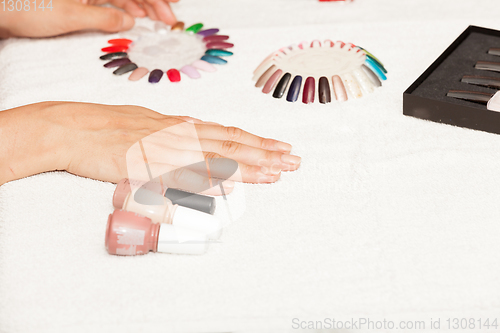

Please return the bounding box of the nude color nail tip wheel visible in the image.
[252,40,387,104]
[99,22,233,83]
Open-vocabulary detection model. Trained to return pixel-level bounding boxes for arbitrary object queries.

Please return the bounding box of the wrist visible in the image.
[0,102,69,185]
[0,12,13,38]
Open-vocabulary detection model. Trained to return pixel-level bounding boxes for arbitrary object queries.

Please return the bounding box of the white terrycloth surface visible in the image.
[1,0,500,332]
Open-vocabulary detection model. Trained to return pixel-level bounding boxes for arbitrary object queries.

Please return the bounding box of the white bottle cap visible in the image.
[487,91,500,112]
[172,206,223,240]
[157,224,209,255]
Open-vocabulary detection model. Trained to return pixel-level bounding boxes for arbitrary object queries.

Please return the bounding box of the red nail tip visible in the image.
[167,69,181,82]
[206,42,234,49]
[203,35,230,43]
[102,45,128,53]
[108,38,133,46]
[302,77,315,104]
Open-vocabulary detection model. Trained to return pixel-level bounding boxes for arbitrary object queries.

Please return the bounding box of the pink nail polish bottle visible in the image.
[105,209,209,256]
[117,186,222,240]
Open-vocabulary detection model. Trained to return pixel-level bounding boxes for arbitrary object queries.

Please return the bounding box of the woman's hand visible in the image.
[0,0,178,38]
[0,102,301,194]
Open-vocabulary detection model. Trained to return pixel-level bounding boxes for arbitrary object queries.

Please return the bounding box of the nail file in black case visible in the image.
[488,48,500,56]
[461,75,500,89]
[447,90,500,112]
[475,61,500,73]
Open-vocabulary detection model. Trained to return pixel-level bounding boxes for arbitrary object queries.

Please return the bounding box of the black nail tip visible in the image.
[318,77,331,104]
[273,73,292,99]
[100,52,128,60]
[113,63,138,75]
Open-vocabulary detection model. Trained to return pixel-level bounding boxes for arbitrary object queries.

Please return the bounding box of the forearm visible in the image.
[0,102,67,185]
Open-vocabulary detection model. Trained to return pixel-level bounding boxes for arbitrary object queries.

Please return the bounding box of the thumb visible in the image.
[76,5,135,33]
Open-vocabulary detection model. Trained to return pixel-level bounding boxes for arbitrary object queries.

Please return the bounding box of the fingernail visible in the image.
[256,173,277,183]
[281,154,301,165]
[276,141,292,152]
[222,180,235,189]
[261,166,281,175]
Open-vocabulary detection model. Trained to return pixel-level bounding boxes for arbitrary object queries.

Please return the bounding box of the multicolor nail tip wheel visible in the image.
[252,40,387,104]
[99,22,233,83]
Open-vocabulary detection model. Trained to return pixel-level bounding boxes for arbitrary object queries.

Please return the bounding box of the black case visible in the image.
[403,25,500,135]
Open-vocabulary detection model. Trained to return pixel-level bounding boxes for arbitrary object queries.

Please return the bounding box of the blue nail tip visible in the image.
[365,57,387,80]
[366,54,387,74]
[201,55,227,65]
[286,75,302,102]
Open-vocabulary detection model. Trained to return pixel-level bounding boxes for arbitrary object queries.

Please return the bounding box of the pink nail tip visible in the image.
[262,69,283,94]
[203,35,230,43]
[192,60,217,73]
[180,65,201,79]
[206,42,234,49]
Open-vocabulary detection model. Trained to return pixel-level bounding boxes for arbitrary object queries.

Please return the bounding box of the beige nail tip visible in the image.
[332,75,348,102]
[255,65,276,88]
[171,21,185,31]
[128,67,149,81]
[343,73,363,99]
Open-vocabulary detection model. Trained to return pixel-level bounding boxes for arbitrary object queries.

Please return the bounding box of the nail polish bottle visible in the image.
[119,186,222,240]
[105,210,209,256]
[114,178,216,215]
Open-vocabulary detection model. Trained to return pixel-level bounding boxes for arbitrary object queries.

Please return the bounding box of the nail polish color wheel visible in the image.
[253,40,387,104]
[99,22,234,83]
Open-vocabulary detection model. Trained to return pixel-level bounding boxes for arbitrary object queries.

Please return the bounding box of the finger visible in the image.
[186,152,281,183]
[173,116,205,124]
[154,164,235,195]
[172,116,222,127]
[194,124,293,153]
[142,2,159,21]
[204,152,281,183]
[124,1,147,17]
[76,5,135,32]
[149,0,177,25]
[199,139,301,171]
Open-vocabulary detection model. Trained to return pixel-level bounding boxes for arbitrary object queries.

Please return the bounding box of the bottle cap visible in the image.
[172,206,222,240]
[157,224,209,255]
[105,209,159,256]
[165,188,216,215]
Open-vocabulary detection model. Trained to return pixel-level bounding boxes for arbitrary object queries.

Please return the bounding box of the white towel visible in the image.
[1,0,500,332]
